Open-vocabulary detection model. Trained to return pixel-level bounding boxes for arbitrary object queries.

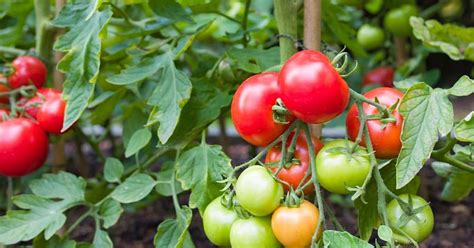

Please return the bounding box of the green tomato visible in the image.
[440,0,463,19]
[202,196,238,246]
[357,24,385,50]
[230,216,281,248]
[383,4,418,37]
[235,166,283,216]
[315,140,371,194]
[387,194,434,244]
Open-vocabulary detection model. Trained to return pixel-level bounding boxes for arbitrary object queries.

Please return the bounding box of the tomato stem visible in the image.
[6,177,13,211]
[241,0,252,47]
[349,88,395,120]
[0,46,27,56]
[34,0,54,60]
[273,0,299,62]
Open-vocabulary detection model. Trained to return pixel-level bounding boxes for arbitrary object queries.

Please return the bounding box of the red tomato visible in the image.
[8,56,47,89]
[265,132,323,194]
[279,50,350,124]
[0,118,49,176]
[0,84,9,104]
[0,109,9,122]
[231,72,294,146]
[22,88,61,119]
[346,87,404,159]
[37,95,67,134]
[362,66,394,87]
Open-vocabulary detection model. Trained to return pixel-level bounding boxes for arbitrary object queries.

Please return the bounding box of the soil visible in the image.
[67,143,474,248]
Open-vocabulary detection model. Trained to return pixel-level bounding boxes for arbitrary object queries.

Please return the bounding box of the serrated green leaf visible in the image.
[155,162,184,197]
[104,157,124,183]
[93,229,112,248]
[176,143,232,212]
[107,56,163,85]
[454,111,474,142]
[149,0,192,22]
[226,47,280,73]
[396,83,453,188]
[448,75,474,97]
[99,199,123,229]
[432,162,474,202]
[411,17,474,61]
[147,52,192,144]
[377,225,393,243]
[29,172,87,202]
[154,207,195,248]
[53,3,112,131]
[125,128,152,158]
[323,230,374,248]
[33,235,77,248]
[111,173,157,203]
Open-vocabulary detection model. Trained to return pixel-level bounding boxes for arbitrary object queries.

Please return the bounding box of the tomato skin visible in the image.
[357,24,385,50]
[265,132,323,194]
[384,5,418,37]
[230,216,281,248]
[37,95,67,134]
[8,56,47,89]
[315,140,370,194]
[0,84,9,104]
[387,194,434,244]
[279,50,350,124]
[271,200,321,247]
[22,88,61,119]
[346,87,404,159]
[0,118,49,176]
[235,166,284,216]
[231,72,294,146]
[202,196,238,246]
[362,67,395,87]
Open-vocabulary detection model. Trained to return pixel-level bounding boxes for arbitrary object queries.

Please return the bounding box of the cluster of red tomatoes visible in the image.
[0,56,67,177]
[201,50,434,246]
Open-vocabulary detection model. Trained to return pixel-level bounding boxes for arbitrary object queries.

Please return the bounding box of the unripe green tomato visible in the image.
[315,140,371,194]
[230,216,281,248]
[202,196,238,246]
[235,166,284,216]
[357,24,385,50]
[384,4,418,37]
[387,194,434,244]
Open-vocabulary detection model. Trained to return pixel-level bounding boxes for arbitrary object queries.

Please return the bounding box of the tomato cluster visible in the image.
[203,166,321,247]
[0,56,68,177]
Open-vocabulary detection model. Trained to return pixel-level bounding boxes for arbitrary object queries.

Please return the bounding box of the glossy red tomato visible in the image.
[279,50,350,124]
[346,87,404,159]
[22,88,61,119]
[37,95,67,134]
[0,84,9,104]
[8,56,47,89]
[362,66,394,87]
[231,72,294,146]
[0,118,49,176]
[265,132,323,194]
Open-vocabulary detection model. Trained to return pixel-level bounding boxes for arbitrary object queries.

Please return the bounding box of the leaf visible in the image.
[53,2,112,131]
[176,143,232,212]
[226,47,280,73]
[448,75,474,97]
[355,163,419,240]
[33,235,77,248]
[323,230,374,248]
[111,173,157,203]
[410,17,474,61]
[93,229,112,248]
[396,83,453,188]
[155,162,184,197]
[154,207,195,248]
[147,52,192,144]
[377,225,393,243]
[454,111,474,142]
[125,128,152,158]
[149,0,192,22]
[165,79,232,148]
[432,162,474,202]
[106,56,163,85]
[99,199,123,229]
[0,172,86,245]
[104,157,124,183]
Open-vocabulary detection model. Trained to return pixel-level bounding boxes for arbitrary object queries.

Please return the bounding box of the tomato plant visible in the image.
[265,132,323,194]
[230,216,280,248]
[22,88,61,119]
[271,200,321,247]
[0,118,48,176]
[37,94,67,134]
[362,66,395,87]
[316,140,371,194]
[387,194,434,244]
[7,56,47,89]
[384,4,419,37]
[346,87,404,159]
[0,84,9,104]
[357,24,385,50]
[202,196,238,246]
[278,50,350,124]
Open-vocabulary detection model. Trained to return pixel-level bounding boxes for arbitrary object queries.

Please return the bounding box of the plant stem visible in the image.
[171,150,182,213]
[273,0,298,62]
[349,88,392,117]
[74,127,106,163]
[6,177,13,211]
[394,37,408,66]
[0,46,27,56]
[241,0,252,47]
[65,208,93,236]
[431,153,474,173]
[34,0,53,59]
